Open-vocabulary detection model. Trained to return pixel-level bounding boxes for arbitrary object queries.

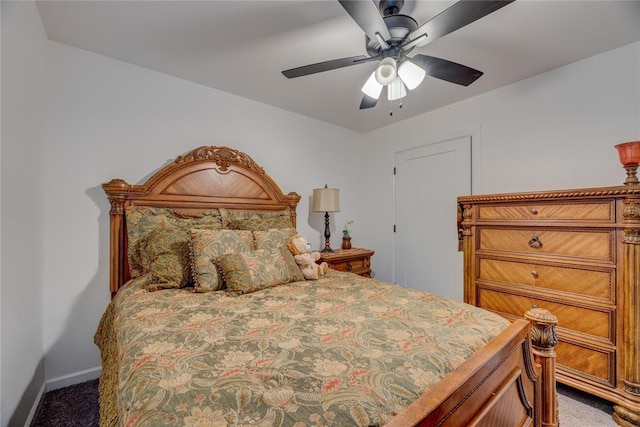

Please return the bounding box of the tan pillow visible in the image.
[216,247,304,295]
[220,208,294,230]
[190,229,254,292]
[253,228,297,251]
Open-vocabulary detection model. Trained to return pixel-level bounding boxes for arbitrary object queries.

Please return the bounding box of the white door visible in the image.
[394,136,472,301]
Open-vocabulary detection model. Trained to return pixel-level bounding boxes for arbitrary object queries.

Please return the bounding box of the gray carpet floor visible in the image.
[32,380,617,426]
[557,383,617,426]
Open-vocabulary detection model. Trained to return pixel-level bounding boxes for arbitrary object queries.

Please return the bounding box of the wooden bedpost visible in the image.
[103,178,132,297]
[525,306,559,427]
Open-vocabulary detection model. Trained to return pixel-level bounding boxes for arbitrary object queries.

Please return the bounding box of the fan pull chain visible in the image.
[389,99,403,116]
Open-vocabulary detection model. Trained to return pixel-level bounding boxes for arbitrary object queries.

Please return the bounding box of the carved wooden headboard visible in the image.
[102,146,300,295]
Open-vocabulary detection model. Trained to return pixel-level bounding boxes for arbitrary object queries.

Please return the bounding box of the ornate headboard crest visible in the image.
[175,146,264,173]
[102,146,300,295]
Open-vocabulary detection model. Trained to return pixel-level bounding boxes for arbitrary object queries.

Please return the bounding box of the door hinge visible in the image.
[393,225,396,232]
[393,167,396,175]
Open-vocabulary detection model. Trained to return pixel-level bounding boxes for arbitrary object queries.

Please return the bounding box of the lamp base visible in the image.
[623,164,639,186]
[322,211,333,252]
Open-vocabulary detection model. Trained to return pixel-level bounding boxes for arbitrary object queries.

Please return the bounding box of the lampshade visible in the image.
[387,77,407,101]
[361,71,384,99]
[312,187,340,213]
[398,60,426,90]
[375,57,397,86]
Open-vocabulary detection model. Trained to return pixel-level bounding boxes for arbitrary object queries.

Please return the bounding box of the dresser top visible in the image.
[458,185,640,204]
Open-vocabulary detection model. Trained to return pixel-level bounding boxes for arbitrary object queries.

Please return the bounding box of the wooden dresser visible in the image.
[458,186,640,427]
[319,248,374,277]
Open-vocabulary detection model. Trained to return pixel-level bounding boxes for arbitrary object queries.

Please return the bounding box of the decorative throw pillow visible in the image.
[144,228,192,291]
[190,229,255,293]
[253,228,297,251]
[220,208,294,230]
[216,246,304,295]
[125,206,223,278]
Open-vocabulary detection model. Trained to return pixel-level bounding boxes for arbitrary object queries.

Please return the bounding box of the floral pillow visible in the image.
[216,246,304,295]
[253,228,297,251]
[190,229,255,293]
[220,208,294,230]
[125,206,223,278]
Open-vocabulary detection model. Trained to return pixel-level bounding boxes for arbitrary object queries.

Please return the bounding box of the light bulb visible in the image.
[375,57,397,86]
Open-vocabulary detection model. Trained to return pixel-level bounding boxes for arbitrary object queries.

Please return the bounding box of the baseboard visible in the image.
[9,360,45,427]
[45,366,102,392]
[23,382,46,427]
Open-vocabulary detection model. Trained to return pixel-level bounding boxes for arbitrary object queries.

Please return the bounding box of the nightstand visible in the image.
[318,248,374,277]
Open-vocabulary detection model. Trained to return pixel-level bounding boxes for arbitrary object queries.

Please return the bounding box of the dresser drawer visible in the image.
[478,258,614,302]
[478,288,615,343]
[556,341,615,386]
[478,228,615,263]
[478,200,614,222]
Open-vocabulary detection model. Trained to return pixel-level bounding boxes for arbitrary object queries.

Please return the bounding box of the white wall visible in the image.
[40,40,362,386]
[1,1,47,425]
[357,42,640,283]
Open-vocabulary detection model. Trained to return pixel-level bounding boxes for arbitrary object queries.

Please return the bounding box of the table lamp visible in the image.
[312,185,340,252]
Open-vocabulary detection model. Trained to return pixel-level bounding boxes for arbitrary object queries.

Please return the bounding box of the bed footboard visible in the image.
[388,307,558,427]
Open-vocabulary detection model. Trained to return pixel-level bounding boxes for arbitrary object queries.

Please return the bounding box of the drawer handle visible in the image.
[346,262,353,271]
[531,270,538,278]
[530,207,538,215]
[528,236,543,249]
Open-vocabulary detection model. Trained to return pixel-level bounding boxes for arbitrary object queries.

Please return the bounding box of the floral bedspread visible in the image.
[95,270,509,427]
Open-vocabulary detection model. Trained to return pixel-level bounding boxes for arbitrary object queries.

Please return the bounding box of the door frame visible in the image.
[391,127,482,284]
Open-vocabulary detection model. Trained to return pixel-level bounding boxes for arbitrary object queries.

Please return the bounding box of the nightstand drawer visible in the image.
[478,288,615,343]
[478,228,615,262]
[478,200,614,222]
[478,257,614,302]
[319,248,374,278]
[331,258,366,272]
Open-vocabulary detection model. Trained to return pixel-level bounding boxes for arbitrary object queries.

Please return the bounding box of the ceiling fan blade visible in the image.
[282,55,378,79]
[339,0,391,43]
[411,54,483,86]
[407,0,514,48]
[359,94,379,109]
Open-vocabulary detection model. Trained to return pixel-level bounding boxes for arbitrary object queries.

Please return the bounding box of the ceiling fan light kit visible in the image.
[282,0,515,111]
[360,57,424,103]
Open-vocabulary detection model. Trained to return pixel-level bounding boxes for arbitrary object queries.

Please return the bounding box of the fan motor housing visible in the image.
[365,14,418,57]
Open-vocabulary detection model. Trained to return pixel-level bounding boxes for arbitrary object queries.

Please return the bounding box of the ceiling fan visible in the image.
[282,0,514,110]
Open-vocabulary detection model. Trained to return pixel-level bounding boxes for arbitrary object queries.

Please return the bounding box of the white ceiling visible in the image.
[35,0,640,133]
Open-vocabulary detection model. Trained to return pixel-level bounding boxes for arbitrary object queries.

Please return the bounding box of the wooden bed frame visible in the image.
[103,146,558,426]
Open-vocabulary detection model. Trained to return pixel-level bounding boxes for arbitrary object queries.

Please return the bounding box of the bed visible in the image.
[97,146,559,426]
